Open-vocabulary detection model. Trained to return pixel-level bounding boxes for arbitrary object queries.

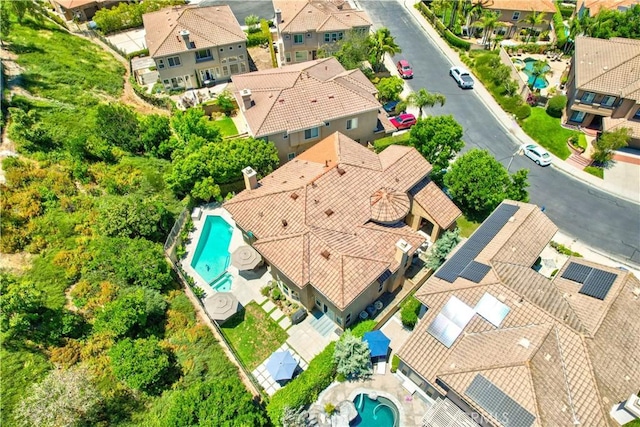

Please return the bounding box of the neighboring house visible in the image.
[143,5,249,91]
[230,57,395,163]
[565,36,640,149]
[481,0,555,39]
[50,0,120,21]
[397,200,640,427]
[577,0,640,18]
[272,0,371,64]
[224,132,461,329]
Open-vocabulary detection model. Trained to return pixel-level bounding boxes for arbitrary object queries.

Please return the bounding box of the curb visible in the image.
[400,0,640,206]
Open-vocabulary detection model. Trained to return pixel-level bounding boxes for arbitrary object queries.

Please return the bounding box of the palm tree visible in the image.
[563,17,582,53]
[369,27,401,72]
[473,11,502,46]
[520,10,548,43]
[431,0,449,22]
[407,89,446,118]
[529,60,549,89]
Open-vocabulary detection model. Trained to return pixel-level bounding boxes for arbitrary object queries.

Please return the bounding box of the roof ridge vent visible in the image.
[321,250,330,259]
[518,338,530,349]
[282,219,288,227]
[325,209,334,217]
[336,166,345,175]
[290,192,299,200]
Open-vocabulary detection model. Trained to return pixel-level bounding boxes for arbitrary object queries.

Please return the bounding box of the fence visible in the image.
[499,47,532,102]
[163,208,267,401]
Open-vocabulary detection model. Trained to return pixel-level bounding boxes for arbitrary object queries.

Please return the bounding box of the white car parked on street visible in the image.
[521,144,552,166]
[449,66,474,88]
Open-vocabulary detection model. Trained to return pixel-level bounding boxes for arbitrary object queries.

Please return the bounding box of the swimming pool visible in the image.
[351,393,398,427]
[211,273,233,292]
[190,216,233,286]
[523,58,550,89]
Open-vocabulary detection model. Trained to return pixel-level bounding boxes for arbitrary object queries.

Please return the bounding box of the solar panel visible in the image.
[440,296,475,328]
[427,314,463,348]
[459,261,492,283]
[435,204,519,283]
[561,262,593,283]
[475,293,511,327]
[466,375,536,427]
[579,268,617,300]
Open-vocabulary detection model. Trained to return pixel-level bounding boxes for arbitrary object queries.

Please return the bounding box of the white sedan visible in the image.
[521,144,552,166]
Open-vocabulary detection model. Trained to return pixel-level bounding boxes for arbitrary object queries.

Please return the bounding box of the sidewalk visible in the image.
[399,0,640,205]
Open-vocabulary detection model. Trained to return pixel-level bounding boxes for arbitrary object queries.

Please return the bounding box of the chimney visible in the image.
[394,239,412,265]
[179,29,191,48]
[275,8,282,27]
[240,88,253,111]
[242,166,258,190]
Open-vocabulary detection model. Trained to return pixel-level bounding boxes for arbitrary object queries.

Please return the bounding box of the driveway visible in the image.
[105,28,147,54]
[199,0,275,22]
[359,0,640,266]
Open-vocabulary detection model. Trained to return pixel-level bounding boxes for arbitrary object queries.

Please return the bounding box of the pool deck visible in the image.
[515,53,569,97]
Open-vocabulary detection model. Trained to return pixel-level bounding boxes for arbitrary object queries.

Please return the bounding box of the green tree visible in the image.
[426,229,461,270]
[333,330,371,380]
[15,367,102,427]
[161,378,268,426]
[109,337,174,395]
[170,108,221,146]
[408,115,464,183]
[319,30,370,70]
[94,287,167,338]
[592,128,631,165]
[520,10,548,43]
[503,79,519,96]
[444,149,529,220]
[214,90,237,116]
[474,11,502,46]
[139,114,171,157]
[0,275,45,341]
[529,60,549,89]
[407,89,446,119]
[94,103,141,152]
[245,14,260,32]
[0,2,12,47]
[98,195,169,242]
[376,76,404,102]
[191,176,221,203]
[369,27,401,72]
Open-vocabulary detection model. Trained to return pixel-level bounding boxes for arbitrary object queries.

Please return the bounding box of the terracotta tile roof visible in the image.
[224,132,451,309]
[397,201,638,426]
[54,0,95,9]
[143,6,246,58]
[580,0,640,14]
[573,36,640,101]
[603,116,640,138]
[484,0,556,13]
[410,178,462,229]
[274,0,371,34]
[231,58,381,137]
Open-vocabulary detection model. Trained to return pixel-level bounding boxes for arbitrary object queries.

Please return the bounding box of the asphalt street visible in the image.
[361,0,640,265]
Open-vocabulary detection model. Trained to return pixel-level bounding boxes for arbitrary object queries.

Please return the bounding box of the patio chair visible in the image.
[377,360,387,375]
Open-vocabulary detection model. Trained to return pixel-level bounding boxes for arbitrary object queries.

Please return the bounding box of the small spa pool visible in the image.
[190,216,233,287]
[351,393,398,427]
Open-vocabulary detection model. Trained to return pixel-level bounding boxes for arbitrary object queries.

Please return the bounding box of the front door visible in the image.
[312,50,317,60]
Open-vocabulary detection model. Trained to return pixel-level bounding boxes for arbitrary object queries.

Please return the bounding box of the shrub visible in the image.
[550,241,583,257]
[246,32,269,47]
[334,330,372,380]
[324,403,336,416]
[260,285,271,297]
[400,296,421,329]
[271,288,282,301]
[514,104,531,120]
[349,319,376,337]
[546,95,567,118]
[391,354,400,373]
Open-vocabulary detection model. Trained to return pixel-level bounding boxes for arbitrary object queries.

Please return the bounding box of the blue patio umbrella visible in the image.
[266,350,298,382]
[363,330,391,358]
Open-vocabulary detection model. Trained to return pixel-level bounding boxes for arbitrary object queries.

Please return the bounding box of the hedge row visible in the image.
[416,3,471,51]
[400,296,421,329]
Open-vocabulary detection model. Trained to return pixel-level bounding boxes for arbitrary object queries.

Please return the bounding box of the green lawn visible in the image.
[625,419,640,427]
[520,107,576,159]
[373,132,411,153]
[456,216,481,238]
[220,302,288,370]
[584,166,604,179]
[214,116,239,137]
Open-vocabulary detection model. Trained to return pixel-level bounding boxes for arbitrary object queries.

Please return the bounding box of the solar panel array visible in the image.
[465,375,536,427]
[475,293,511,327]
[560,262,618,300]
[427,296,475,348]
[435,204,520,283]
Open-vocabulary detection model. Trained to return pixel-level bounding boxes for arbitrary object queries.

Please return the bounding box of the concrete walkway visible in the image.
[396,0,639,205]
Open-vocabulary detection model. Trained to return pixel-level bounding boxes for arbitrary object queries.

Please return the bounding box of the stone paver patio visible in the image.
[252,343,309,396]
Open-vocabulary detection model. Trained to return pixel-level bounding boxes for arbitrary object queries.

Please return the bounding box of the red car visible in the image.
[397,60,413,79]
[390,113,416,130]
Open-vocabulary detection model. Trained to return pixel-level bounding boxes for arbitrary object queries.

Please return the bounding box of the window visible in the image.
[239,54,245,60]
[295,51,307,62]
[222,65,229,76]
[229,46,233,50]
[601,95,616,107]
[512,11,520,20]
[315,297,322,308]
[324,32,344,42]
[634,109,640,119]
[238,44,243,49]
[162,79,170,87]
[378,282,383,293]
[287,152,296,160]
[157,59,165,69]
[304,127,319,139]
[570,110,586,123]
[581,92,596,103]
[294,34,304,44]
[337,317,342,325]
[228,56,238,62]
[345,313,351,324]
[240,62,246,73]
[167,56,181,67]
[285,52,291,63]
[346,117,358,130]
[220,48,224,52]
[195,49,212,62]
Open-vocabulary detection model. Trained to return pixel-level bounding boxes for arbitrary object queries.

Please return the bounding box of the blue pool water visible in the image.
[211,273,233,292]
[191,216,233,285]
[523,58,550,89]
[351,393,398,427]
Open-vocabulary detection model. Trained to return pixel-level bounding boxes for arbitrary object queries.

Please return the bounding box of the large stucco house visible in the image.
[397,200,640,426]
[223,132,461,329]
[272,0,371,64]
[480,0,555,40]
[50,0,120,21]
[577,0,640,18]
[565,36,640,149]
[143,5,249,91]
[231,57,394,164]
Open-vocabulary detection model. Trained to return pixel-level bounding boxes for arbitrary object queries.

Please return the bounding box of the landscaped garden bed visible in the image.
[261,281,302,318]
